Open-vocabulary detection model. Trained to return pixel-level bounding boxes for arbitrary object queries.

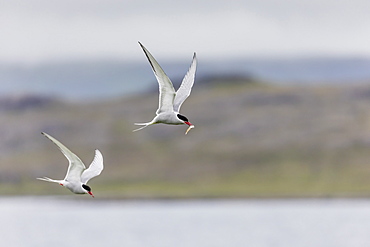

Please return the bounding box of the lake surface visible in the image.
[1,197,370,247]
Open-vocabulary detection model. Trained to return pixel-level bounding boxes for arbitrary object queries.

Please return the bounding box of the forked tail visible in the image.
[133,122,154,132]
[37,177,63,184]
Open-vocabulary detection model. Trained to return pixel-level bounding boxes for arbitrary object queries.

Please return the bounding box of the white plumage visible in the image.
[37,132,103,197]
[134,42,197,134]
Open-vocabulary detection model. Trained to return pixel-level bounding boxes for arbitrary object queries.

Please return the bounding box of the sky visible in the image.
[2,0,370,64]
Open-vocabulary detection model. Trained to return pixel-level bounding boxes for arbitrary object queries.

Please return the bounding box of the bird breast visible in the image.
[65,182,86,194]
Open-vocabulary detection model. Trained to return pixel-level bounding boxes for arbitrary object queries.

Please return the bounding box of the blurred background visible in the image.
[2,0,370,246]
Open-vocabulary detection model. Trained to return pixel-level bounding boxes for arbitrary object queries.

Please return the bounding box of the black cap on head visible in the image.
[177,114,189,122]
[82,184,91,192]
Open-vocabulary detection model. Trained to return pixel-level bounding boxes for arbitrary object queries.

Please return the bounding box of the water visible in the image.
[1,197,370,247]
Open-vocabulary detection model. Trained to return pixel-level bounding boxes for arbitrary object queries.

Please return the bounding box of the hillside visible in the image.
[2,81,370,198]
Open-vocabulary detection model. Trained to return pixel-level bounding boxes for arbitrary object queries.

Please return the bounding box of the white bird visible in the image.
[134,42,197,135]
[37,132,104,198]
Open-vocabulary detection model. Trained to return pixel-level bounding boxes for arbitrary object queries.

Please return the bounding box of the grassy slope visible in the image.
[2,81,370,198]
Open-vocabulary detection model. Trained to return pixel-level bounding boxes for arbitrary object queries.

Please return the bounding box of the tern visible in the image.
[134,42,197,135]
[37,132,104,198]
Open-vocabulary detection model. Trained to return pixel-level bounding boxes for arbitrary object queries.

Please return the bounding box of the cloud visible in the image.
[1,0,370,64]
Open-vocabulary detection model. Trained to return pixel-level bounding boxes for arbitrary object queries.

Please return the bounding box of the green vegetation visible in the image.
[2,81,370,198]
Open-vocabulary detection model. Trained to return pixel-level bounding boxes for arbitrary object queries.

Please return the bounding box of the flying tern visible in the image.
[37,132,104,197]
[134,42,197,135]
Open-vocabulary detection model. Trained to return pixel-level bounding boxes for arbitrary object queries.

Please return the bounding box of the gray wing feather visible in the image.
[81,149,104,184]
[173,53,197,112]
[139,42,176,114]
[42,132,85,183]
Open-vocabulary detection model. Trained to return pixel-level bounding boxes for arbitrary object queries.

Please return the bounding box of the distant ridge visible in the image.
[0,94,57,111]
[1,57,370,100]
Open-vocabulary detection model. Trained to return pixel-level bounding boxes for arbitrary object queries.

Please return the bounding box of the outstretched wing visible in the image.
[81,149,104,184]
[42,132,85,183]
[139,42,176,114]
[173,53,197,112]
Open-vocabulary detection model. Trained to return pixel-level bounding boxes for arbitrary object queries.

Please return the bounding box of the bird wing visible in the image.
[81,149,104,184]
[173,53,197,112]
[139,42,176,114]
[42,132,85,183]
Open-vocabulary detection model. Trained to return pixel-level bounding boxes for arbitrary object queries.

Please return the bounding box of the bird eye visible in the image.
[177,114,189,122]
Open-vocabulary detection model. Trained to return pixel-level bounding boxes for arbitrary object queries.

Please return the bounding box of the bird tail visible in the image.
[37,177,62,184]
[133,122,154,132]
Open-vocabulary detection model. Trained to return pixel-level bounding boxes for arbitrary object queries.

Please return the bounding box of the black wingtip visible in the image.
[139,43,156,73]
[138,41,146,51]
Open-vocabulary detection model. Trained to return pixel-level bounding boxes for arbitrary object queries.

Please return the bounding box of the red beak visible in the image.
[88,191,94,198]
[184,121,192,126]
